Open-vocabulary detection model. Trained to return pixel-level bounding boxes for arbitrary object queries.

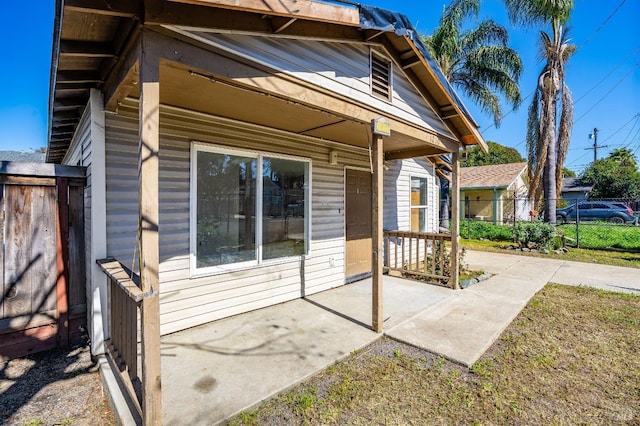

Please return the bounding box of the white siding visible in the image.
[175,30,455,139]
[383,158,437,233]
[62,105,93,326]
[105,100,370,335]
[383,158,438,267]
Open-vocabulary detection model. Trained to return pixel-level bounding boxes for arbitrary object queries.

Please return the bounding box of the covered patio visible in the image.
[161,275,451,425]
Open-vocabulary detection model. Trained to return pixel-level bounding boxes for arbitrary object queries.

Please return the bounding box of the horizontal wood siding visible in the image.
[106,100,369,335]
[183,32,454,138]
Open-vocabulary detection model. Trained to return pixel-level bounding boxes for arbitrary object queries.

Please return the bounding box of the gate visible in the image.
[0,162,86,360]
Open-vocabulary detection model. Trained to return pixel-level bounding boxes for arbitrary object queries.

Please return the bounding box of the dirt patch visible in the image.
[0,345,115,426]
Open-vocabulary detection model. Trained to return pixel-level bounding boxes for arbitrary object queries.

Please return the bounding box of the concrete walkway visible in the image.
[386,250,640,368]
[126,251,639,425]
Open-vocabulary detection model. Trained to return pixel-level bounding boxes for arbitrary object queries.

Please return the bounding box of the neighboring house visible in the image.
[460,162,530,223]
[0,150,46,163]
[561,177,593,203]
[46,1,485,421]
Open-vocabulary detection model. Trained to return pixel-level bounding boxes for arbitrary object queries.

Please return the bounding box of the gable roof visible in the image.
[47,0,485,163]
[460,162,528,189]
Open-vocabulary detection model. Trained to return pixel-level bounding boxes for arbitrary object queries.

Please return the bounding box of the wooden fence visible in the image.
[0,162,86,360]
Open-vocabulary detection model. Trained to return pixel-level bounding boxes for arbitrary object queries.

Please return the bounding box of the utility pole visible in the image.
[586,127,607,162]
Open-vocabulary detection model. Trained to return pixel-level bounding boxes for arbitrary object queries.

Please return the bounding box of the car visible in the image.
[556,201,637,224]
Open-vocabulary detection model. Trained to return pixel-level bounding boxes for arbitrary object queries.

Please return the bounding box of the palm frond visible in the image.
[441,0,481,28]
[527,89,543,202]
[453,75,502,125]
[555,82,573,196]
[504,0,574,27]
[459,20,509,54]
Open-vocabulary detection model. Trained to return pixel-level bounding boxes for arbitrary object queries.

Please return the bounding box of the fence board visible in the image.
[35,186,58,313]
[68,185,86,308]
[4,185,34,317]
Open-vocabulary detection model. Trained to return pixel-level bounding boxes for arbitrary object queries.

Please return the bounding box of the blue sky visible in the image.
[0,1,638,174]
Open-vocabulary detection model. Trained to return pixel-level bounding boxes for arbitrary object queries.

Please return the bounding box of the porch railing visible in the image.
[97,258,143,414]
[383,231,453,287]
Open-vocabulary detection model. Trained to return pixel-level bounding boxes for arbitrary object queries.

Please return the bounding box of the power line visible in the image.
[578,0,627,50]
[574,46,640,104]
[574,65,638,124]
[601,113,640,144]
[621,116,640,149]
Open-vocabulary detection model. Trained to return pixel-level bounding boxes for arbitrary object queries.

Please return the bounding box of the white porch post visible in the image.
[89,88,108,355]
[450,151,461,289]
[139,29,162,425]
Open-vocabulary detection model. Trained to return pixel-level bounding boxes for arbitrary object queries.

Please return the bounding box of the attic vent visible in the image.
[371,52,392,100]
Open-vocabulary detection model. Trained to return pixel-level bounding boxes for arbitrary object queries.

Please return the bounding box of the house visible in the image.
[46,0,485,421]
[561,177,593,203]
[460,162,530,224]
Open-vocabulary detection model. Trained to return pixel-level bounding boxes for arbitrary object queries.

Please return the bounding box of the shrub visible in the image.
[513,222,556,250]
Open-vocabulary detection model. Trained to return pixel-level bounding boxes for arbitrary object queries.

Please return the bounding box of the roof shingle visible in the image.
[460,162,527,189]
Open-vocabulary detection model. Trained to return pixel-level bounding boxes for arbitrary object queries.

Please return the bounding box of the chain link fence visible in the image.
[459,197,640,252]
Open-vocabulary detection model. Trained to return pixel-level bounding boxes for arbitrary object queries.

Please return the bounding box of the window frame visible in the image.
[409,175,429,233]
[190,142,311,277]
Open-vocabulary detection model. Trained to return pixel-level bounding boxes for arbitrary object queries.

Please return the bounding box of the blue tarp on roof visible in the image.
[358,4,477,126]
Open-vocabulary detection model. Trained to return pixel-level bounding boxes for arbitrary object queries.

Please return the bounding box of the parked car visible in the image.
[556,201,637,224]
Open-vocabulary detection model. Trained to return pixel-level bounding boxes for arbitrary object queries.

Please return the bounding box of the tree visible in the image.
[423,0,523,127]
[562,167,576,177]
[580,148,640,199]
[424,0,523,229]
[463,141,524,167]
[504,0,576,224]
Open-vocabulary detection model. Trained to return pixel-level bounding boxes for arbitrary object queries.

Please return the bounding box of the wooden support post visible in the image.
[450,151,461,289]
[139,30,162,426]
[56,177,69,347]
[372,134,384,332]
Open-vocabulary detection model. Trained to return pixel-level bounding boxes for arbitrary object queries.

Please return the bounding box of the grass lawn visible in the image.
[462,238,640,269]
[558,223,640,251]
[228,285,639,425]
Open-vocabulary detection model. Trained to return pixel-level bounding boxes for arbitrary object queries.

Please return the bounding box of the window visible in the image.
[410,177,428,232]
[371,51,392,101]
[191,144,309,274]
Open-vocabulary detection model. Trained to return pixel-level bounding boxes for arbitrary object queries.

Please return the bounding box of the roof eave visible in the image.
[46,0,64,163]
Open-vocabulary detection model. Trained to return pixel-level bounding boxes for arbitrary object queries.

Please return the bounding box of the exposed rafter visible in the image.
[64,0,141,17]
[60,41,116,58]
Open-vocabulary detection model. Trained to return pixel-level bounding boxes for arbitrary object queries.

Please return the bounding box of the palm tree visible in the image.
[504,0,575,224]
[423,0,523,228]
[423,0,523,127]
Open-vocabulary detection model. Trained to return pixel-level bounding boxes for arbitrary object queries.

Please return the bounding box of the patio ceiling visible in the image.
[48,0,485,163]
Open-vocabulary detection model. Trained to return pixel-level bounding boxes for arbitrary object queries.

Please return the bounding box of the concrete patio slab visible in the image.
[160,275,449,425]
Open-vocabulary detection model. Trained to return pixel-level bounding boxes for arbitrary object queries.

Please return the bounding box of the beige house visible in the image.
[460,162,530,224]
[47,0,486,422]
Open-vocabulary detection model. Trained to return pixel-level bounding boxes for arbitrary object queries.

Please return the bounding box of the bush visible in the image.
[513,222,556,250]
